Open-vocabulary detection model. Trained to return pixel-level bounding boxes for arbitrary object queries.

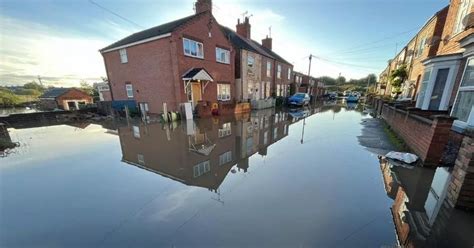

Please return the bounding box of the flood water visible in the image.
[1,102,473,247]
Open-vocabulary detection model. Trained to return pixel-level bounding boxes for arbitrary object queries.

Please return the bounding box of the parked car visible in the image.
[288,93,310,106]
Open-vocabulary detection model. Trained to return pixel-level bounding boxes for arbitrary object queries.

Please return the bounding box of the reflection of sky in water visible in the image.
[1,109,396,247]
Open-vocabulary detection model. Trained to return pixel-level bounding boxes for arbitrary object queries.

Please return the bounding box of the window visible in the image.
[416,37,426,58]
[98,85,109,91]
[247,56,255,68]
[217,84,231,101]
[284,124,288,135]
[219,151,232,166]
[193,160,210,178]
[137,154,145,165]
[273,127,278,140]
[126,84,133,98]
[288,68,291,80]
[452,57,474,125]
[119,49,128,63]
[183,38,204,58]
[133,126,140,138]
[266,61,272,77]
[218,122,232,138]
[454,0,473,35]
[276,84,281,97]
[277,65,282,79]
[216,47,230,64]
[264,131,268,145]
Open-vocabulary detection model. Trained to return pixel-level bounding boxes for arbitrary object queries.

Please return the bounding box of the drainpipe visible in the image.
[409,34,419,101]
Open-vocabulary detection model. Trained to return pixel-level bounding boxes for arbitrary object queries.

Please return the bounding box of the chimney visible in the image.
[236,17,251,39]
[195,0,212,14]
[262,35,272,50]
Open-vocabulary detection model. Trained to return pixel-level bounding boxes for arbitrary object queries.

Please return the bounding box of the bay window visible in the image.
[452,57,474,127]
[217,84,231,101]
[183,38,204,58]
[216,47,230,64]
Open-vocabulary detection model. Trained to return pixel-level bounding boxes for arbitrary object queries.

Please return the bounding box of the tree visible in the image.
[320,76,336,85]
[23,81,45,92]
[389,64,408,89]
[79,81,98,97]
[336,76,346,85]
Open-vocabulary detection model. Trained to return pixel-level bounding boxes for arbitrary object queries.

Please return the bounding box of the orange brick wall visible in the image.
[437,0,474,55]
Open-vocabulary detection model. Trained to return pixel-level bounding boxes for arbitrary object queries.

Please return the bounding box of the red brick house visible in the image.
[39,88,93,110]
[100,0,235,116]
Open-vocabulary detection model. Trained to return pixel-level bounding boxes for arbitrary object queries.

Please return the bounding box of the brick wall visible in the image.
[381,104,455,166]
[446,131,474,210]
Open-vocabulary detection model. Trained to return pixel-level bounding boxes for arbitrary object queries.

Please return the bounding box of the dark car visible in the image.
[288,93,310,106]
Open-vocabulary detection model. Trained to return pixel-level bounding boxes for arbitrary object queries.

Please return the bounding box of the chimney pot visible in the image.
[236,17,251,39]
[195,0,212,14]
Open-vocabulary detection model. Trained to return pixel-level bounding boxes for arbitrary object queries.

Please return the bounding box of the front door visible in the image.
[429,68,449,110]
[191,82,202,108]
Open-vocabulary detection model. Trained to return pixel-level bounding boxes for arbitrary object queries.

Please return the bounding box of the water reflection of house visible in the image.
[379,159,474,247]
[118,109,291,191]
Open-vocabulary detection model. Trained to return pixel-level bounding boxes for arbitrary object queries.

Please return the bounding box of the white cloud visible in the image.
[0,15,109,86]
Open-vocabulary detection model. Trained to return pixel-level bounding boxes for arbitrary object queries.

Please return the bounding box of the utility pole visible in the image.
[308,54,313,100]
[37,75,43,86]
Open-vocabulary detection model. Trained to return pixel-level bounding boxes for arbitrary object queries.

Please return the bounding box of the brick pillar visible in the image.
[446,130,474,210]
[424,115,455,167]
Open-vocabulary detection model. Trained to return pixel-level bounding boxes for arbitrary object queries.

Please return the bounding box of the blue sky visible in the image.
[0,0,449,86]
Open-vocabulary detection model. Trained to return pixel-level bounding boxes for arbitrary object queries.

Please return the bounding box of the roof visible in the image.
[220,25,292,66]
[100,12,206,52]
[39,88,71,99]
[182,68,214,81]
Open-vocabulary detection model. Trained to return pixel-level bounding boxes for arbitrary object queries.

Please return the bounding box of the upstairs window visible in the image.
[219,151,233,166]
[183,38,204,58]
[193,160,210,178]
[454,0,473,35]
[266,61,272,77]
[277,65,282,79]
[119,49,128,63]
[126,84,133,98]
[216,47,230,64]
[218,122,232,138]
[416,37,427,58]
[247,55,255,68]
[288,68,291,80]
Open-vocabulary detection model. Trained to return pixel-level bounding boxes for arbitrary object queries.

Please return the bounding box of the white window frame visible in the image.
[273,127,278,140]
[219,151,232,166]
[218,122,232,138]
[288,68,291,80]
[133,125,140,138]
[247,55,255,68]
[126,84,133,98]
[276,84,281,97]
[277,64,282,79]
[216,47,230,64]
[137,154,145,165]
[193,160,210,178]
[266,61,272,77]
[217,84,231,101]
[416,37,426,58]
[451,56,474,128]
[454,0,473,35]
[183,38,204,59]
[119,48,128,63]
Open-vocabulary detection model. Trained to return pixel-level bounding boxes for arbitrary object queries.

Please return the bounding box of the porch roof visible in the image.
[182,68,214,81]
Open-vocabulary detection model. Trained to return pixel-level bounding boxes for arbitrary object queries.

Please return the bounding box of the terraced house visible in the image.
[221,17,293,110]
[373,0,474,210]
[100,0,235,116]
